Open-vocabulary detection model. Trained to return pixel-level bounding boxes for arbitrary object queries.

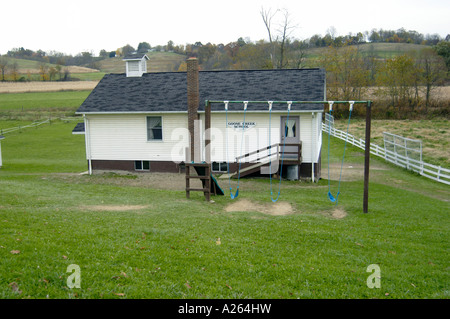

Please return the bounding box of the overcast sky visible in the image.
[1,0,449,56]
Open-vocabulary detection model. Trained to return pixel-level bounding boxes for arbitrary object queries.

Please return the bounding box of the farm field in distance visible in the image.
[0,81,98,94]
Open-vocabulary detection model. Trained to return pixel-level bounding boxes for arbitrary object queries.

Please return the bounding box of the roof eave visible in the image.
[76,109,323,115]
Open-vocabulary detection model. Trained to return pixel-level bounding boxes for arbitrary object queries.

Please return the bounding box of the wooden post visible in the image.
[363,101,372,214]
[186,164,190,199]
[205,165,211,202]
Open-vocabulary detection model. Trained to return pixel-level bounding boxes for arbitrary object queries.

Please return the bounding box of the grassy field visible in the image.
[1,57,98,74]
[0,57,101,82]
[0,104,448,299]
[0,91,90,111]
[0,91,90,122]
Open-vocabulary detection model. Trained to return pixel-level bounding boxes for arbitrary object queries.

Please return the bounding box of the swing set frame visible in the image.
[203,99,373,214]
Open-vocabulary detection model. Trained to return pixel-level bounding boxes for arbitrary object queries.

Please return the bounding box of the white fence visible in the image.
[322,123,450,186]
[0,117,81,136]
[1,119,50,135]
[324,113,334,128]
[383,132,422,162]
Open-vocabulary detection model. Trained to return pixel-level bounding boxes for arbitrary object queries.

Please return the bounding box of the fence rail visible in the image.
[0,117,82,136]
[322,123,450,186]
[1,119,51,135]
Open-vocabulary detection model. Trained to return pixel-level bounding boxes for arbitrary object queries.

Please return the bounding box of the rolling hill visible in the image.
[98,52,187,73]
[3,57,99,74]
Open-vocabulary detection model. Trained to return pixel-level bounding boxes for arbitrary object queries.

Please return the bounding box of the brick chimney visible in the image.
[187,58,199,162]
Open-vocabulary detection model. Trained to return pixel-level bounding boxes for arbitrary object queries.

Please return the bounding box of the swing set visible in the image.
[191,99,373,213]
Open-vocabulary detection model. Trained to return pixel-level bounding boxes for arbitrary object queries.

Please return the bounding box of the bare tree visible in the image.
[260,7,298,69]
[276,9,297,69]
[10,62,19,81]
[38,62,48,81]
[0,56,8,81]
[416,48,446,108]
[49,66,57,81]
[260,7,278,68]
[327,26,337,40]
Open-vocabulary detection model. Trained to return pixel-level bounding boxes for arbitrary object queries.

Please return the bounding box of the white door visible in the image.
[280,116,299,159]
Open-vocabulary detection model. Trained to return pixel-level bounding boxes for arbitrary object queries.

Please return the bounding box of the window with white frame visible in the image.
[147,116,162,141]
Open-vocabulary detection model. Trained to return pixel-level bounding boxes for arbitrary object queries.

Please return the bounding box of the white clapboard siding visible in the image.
[205,112,317,163]
[87,112,321,164]
[87,114,189,162]
[207,113,280,163]
[316,113,323,162]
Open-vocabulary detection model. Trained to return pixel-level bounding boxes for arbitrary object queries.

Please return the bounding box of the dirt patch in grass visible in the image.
[81,205,150,212]
[224,199,295,216]
[319,207,348,219]
[75,171,188,191]
[326,163,387,181]
[330,207,347,219]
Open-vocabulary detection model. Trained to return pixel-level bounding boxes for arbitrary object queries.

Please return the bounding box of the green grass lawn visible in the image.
[0,91,91,123]
[0,119,448,299]
[0,91,91,112]
[71,73,105,81]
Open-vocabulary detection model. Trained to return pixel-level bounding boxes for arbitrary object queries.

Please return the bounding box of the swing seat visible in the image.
[271,191,280,203]
[327,191,340,203]
[230,188,239,199]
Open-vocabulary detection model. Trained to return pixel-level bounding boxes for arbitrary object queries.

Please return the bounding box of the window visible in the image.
[147,116,162,141]
[135,160,150,171]
[285,119,296,138]
[212,162,228,173]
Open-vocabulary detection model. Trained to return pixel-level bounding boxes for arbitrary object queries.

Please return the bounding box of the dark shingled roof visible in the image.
[76,68,326,114]
[71,122,85,134]
[123,53,149,60]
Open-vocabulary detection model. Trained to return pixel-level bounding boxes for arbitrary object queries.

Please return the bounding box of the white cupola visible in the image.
[123,53,149,77]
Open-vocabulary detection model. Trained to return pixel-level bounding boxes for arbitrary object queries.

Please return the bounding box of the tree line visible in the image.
[319,45,448,118]
[1,6,449,118]
[2,21,448,72]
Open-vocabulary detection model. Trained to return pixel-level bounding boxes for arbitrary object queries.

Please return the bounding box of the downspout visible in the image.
[84,114,92,175]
